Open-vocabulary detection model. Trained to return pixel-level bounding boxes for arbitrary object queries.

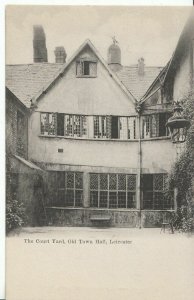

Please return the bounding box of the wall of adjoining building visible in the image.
[6,89,28,159]
[173,50,192,101]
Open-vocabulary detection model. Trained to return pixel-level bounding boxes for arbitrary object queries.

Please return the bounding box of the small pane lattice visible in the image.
[66,172,74,188]
[127,175,136,191]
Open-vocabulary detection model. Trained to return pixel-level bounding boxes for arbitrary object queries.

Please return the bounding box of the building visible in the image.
[6,17,193,228]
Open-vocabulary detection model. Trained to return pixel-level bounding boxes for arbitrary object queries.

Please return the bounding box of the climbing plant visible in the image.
[166,91,194,232]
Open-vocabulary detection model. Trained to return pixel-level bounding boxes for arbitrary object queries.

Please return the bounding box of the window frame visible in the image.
[90,173,137,209]
[76,59,98,78]
[56,171,83,208]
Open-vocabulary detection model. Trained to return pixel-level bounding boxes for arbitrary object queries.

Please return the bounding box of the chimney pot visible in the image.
[54,46,67,64]
[138,57,145,76]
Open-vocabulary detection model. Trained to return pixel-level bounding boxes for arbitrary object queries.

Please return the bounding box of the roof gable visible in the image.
[31,39,137,105]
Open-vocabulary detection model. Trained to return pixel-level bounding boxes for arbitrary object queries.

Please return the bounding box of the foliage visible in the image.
[166,92,194,232]
[6,197,25,233]
[6,169,26,234]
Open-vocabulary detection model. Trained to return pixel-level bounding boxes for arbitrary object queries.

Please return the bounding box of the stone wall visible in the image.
[45,208,173,228]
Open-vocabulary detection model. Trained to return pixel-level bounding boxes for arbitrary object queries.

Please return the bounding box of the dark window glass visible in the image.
[111,116,119,139]
[57,113,64,136]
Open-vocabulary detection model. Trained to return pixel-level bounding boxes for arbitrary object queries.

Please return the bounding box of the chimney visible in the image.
[33,25,48,63]
[138,57,145,76]
[54,47,67,63]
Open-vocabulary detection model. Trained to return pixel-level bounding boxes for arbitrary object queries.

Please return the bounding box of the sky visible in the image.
[5,6,192,67]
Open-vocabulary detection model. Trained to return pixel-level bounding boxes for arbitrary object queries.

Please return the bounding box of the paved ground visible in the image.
[6,227,194,300]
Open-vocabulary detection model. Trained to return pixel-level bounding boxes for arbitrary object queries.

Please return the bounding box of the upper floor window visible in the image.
[76,59,97,77]
[41,113,57,136]
[142,113,171,138]
[40,112,137,140]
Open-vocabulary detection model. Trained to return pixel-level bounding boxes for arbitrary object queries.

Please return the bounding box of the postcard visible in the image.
[5,5,194,300]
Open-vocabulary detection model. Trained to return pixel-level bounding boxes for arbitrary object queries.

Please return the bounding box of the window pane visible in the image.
[118,191,126,208]
[65,115,73,136]
[154,192,164,209]
[101,116,107,138]
[75,190,83,207]
[64,190,74,206]
[118,174,126,190]
[94,116,100,138]
[109,174,117,190]
[154,174,164,191]
[119,117,128,140]
[111,116,119,139]
[127,192,136,208]
[81,116,87,137]
[143,191,154,209]
[109,192,117,208]
[83,61,90,75]
[66,172,74,188]
[151,114,159,137]
[127,175,136,191]
[90,174,98,190]
[74,116,81,137]
[100,174,108,190]
[99,191,108,208]
[90,191,98,207]
[128,117,136,139]
[75,173,83,189]
[57,113,64,136]
[41,113,48,135]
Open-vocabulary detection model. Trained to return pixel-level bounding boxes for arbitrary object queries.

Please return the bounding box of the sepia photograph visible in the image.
[5,5,194,300]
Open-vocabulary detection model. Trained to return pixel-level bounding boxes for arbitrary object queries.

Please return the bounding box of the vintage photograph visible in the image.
[5,5,194,300]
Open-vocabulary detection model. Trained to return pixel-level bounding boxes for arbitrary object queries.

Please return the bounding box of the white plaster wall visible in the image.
[141,139,176,172]
[36,48,136,116]
[29,111,176,171]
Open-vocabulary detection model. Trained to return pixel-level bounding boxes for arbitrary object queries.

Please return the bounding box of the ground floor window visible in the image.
[56,171,83,207]
[90,173,136,209]
[142,173,173,210]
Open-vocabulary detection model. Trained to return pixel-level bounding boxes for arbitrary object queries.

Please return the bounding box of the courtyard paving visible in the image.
[6,226,194,300]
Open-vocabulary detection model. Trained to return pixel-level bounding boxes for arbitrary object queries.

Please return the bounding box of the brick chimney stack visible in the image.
[33,25,48,63]
[138,57,145,76]
[54,47,67,63]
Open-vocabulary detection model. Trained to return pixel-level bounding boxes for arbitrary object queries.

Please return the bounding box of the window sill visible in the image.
[45,206,139,211]
[39,135,171,142]
[76,75,97,78]
[39,135,138,142]
[142,136,171,141]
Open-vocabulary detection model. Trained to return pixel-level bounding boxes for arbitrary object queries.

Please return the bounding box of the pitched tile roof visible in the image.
[115,65,163,100]
[6,63,64,108]
[6,60,163,108]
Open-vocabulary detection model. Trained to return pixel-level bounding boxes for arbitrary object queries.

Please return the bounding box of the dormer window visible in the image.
[76,58,97,77]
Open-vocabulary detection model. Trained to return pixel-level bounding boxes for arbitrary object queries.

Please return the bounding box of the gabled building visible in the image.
[7,22,187,228]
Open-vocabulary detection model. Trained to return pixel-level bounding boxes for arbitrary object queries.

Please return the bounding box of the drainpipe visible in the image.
[136,103,142,228]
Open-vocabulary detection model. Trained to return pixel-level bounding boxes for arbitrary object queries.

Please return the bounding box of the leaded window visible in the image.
[41,113,57,135]
[93,116,110,138]
[142,113,170,138]
[142,173,173,210]
[56,171,83,207]
[64,115,88,138]
[90,173,136,209]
